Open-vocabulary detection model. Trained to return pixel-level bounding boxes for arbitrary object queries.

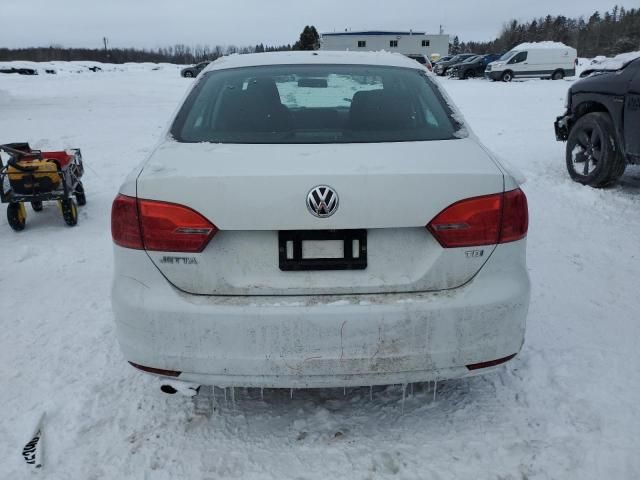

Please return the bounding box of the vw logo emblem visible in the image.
[307,185,339,218]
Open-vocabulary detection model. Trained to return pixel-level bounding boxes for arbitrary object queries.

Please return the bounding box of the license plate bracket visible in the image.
[278,229,367,271]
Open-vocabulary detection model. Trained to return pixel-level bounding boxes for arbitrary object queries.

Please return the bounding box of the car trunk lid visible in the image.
[136,139,504,295]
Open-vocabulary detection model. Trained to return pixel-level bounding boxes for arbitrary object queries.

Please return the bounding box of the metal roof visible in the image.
[322,31,427,37]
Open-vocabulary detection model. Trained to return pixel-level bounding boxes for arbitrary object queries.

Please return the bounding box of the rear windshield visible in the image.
[171,64,460,144]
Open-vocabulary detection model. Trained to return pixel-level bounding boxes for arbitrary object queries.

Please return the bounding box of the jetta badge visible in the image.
[307,185,339,218]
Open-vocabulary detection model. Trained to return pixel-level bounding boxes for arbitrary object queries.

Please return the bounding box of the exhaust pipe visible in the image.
[160,380,200,397]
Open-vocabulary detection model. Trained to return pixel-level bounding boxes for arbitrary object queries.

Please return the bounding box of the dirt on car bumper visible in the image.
[112,242,530,388]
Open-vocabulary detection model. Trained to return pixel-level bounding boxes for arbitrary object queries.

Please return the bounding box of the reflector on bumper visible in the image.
[129,361,181,377]
[466,353,517,371]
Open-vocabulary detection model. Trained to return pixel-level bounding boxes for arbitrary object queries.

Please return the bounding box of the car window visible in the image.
[500,51,516,61]
[171,64,460,144]
[509,52,528,64]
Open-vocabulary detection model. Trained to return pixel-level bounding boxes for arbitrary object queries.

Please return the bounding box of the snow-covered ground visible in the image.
[0,60,183,75]
[1,65,639,479]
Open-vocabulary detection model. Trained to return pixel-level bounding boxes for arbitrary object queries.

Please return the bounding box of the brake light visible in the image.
[138,199,217,252]
[112,194,143,249]
[427,189,528,248]
[500,189,529,243]
[111,194,217,253]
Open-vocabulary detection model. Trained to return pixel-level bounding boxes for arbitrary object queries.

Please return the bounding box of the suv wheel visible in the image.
[566,112,626,187]
[501,71,514,82]
[184,71,194,78]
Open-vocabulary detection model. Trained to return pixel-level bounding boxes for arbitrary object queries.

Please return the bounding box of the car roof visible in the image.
[202,51,423,73]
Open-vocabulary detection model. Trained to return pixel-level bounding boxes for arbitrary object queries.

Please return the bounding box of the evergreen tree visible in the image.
[445,7,640,57]
[450,36,461,54]
[294,26,320,51]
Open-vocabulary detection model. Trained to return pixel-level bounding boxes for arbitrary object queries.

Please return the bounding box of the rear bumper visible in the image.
[112,242,530,388]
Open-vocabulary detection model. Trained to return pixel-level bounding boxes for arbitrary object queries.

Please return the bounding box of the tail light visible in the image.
[112,194,217,253]
[499,188,529,243]
[111,195,143,249]
[427,188,528,248]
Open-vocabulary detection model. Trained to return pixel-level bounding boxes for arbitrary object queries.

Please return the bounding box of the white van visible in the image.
[486,42,577,82]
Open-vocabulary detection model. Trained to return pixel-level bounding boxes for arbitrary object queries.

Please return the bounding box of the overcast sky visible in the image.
[1,0,630,49]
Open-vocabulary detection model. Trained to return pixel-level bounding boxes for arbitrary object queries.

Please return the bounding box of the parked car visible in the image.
[433,54,476,76]
[0,67,38,75]
[486,42,577,82]
[555,56,640,187]
[447,55,481,78]
[405,53,433,71]
[180,61,210,78]
[433,55,453,66]
[111,51,530,392]
[449,54,502,79]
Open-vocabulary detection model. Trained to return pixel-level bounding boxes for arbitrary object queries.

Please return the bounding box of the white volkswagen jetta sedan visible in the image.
[111,51,530,390]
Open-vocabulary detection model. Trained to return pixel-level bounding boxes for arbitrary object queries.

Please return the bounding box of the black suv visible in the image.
[555,57,640,187]
[433,54,475,76]
[449,54,502,80]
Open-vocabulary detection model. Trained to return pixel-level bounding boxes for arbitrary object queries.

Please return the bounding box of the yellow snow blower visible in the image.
[0,143,86,231]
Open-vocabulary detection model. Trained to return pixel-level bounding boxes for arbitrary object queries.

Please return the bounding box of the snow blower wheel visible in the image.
[7,202,27,231]
[31,201,43,212]
[60,198,78,226]
[74,182,86,206]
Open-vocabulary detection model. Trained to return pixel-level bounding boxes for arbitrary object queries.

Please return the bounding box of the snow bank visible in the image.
[587,51,640,71]
[0,60,182,75]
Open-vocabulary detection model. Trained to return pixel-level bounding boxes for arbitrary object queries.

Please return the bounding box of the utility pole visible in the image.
[103,37,109,61]
[439,25,444,35]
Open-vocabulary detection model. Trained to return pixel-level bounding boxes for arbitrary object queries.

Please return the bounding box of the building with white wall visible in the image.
[320,31,449,58]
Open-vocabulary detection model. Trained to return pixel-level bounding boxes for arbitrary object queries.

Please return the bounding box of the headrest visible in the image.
[246,77,282,104]
[348,89,416,131]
